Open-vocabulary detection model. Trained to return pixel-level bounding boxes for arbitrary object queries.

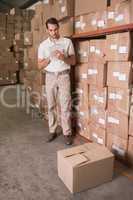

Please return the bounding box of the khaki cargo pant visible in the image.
[45,71,71,136]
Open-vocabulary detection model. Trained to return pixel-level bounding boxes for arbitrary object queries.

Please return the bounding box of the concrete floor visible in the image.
[0,85,133,200]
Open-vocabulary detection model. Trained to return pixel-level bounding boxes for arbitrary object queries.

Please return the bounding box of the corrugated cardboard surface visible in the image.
[107,61,133,88]
[89,86,107,109]
[58,143,114,193]
[90,106,107,129]
[107,132,128,158]
[88,60,107,87]
[107,0,133,28]
[74,12,98,34]
[89,39,107,62]
[74,64,88,83]
[107,110,129,139]
[108,87,131,114]
[75,40,89,63]
[75,0,107,16]
[59,17,74,37]
[106,32,133,61]
[90,123,107,146]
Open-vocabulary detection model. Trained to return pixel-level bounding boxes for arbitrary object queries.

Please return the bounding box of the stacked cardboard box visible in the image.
[88,39,107,146]
[106,31,133,160]
[74,0,107,34]
[107,0,133,28]
[74,40,90,138]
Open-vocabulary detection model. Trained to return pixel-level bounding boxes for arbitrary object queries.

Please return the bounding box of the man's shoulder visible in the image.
[61,37,72,45]
[39,38,49,47]
[61,37,71,42]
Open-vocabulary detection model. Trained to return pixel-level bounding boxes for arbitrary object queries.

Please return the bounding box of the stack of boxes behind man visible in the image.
[73,0,133,164]
[24,0,75,120]
[106,0,133,161]
[0,7,34,85]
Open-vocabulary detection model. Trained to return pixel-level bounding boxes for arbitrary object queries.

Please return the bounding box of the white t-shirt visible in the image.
[38,37,75,72]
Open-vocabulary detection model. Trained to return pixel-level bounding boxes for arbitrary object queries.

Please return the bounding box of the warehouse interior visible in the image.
[0,0,133,199]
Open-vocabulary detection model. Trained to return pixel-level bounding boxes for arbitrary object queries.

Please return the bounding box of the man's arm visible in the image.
[38,58,50,70]
[53,50,76,65]
[63,55,76,66]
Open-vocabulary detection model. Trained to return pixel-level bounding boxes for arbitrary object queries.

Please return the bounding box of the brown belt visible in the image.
[46,69,70,76]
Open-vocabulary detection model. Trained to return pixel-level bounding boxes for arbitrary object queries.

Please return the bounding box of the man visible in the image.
[38,18,76,145]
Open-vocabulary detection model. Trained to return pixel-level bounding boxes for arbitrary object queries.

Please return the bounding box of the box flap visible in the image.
[66,153,89,167]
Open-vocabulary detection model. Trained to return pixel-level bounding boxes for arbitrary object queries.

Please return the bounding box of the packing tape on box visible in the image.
[109,93,122,100]
[118,73,126,81]
[93,95,104,103]
[97,137,104,145]
[90,46,96,52]
[108,12,115,19]
[75,21,81,28]
[91,107,98,115]
[91,19,97,26]
[118,46,128,54]
[113,71,120,77]
[95,49,101,55]
[98,118,105,125]
[110,44,117,50]
[81,73,87,79]
[97,20,105,28]
[61,6,66,13]
[92,133,98,139]
[115,14,124,22]
[108,116,119,124]
[81,22,86,30]
[78,50,87,57]
[88,69,98,75]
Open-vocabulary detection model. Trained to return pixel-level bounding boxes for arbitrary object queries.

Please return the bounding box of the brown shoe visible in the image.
[64,135,73,145]
[46,133,57,143]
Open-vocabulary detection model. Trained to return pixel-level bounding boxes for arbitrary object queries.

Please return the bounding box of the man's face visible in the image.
[47,23,59,39]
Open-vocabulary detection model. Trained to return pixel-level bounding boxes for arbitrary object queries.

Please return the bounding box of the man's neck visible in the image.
[49,35,60,43]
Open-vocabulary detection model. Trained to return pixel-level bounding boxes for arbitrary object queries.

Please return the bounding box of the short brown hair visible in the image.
[46,17,59,29]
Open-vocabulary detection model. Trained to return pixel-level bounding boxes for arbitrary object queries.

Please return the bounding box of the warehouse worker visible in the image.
[38,18,76,145]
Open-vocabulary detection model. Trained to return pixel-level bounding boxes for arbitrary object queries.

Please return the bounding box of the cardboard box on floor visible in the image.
[107,62,133,89]
[108,87,131,114]
[106,32,133,61]
[75,40,89,63]
[89,86,107,109]
[57,142,114,193]
[89,123,107,146]
[88,59,107,87]
[107,110,129,139]
[107,132,128,159]
[75,0,107,16]
[107,0,133,28]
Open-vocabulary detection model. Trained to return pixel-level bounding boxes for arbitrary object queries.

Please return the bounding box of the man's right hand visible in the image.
[38,58,50,70]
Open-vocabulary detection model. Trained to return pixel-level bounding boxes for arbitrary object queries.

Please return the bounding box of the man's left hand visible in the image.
[54,50,65,61]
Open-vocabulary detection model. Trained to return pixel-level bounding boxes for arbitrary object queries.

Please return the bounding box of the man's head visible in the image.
[46,18,60,39]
